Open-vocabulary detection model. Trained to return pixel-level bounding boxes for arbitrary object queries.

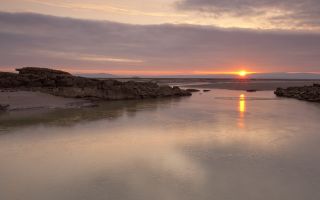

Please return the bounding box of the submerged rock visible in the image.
[0,67,191,100]
[274,84,320,102]
[186,89,200,92]
[203,89,211,92]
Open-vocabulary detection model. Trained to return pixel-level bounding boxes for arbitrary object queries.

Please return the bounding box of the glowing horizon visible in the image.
[2,66,320,77]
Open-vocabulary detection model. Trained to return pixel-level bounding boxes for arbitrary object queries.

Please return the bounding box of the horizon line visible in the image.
[1,67,320,76]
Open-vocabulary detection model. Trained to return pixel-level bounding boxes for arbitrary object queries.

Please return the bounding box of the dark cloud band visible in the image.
[0,12,320,73]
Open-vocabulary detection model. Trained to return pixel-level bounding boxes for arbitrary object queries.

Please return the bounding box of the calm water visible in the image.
[1,89,320,200]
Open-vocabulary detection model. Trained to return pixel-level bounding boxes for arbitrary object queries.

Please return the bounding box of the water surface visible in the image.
[1,90,320,200]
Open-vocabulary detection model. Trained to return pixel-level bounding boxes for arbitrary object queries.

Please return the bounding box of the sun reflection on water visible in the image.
[239,94,246,114]
[238,94,246,128]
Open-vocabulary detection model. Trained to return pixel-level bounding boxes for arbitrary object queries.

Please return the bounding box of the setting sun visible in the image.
[238,70,247,77]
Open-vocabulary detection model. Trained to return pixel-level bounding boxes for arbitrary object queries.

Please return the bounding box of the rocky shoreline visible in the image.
[0,67,191,101]
[274,84,320,102]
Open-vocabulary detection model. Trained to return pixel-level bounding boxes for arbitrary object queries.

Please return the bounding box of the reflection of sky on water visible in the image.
[1,89,320,200]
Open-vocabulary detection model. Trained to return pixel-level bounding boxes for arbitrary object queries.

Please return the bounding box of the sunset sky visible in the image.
[1,0,320,75]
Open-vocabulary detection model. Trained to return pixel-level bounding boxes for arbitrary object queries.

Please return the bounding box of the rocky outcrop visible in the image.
[0,67,191,100]
[0,104,9,111]
[274,84,320,102]
[16,67,72,76]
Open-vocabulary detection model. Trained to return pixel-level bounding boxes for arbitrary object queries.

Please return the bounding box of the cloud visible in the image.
[32,50,144,63]
[26,0,187,18]
[176,0,320,30]
[0,12,320,74]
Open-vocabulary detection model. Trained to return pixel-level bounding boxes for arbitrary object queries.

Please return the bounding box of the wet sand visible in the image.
[178,80,320,91]
[0,91,91,111]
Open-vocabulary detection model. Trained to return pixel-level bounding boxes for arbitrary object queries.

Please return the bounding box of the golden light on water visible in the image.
[239,94,246,114]
[238,94,246,128]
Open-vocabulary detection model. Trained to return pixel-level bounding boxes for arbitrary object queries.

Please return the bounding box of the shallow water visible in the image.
[1,89,320,200]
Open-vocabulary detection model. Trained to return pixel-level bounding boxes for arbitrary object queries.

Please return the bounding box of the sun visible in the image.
[238,70,247,77]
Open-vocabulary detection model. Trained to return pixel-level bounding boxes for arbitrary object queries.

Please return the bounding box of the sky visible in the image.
[1,0,320,75]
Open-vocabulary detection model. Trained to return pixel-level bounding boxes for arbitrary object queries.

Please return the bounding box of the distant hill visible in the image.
[73,72,320,79]
[75,73,118,79]
[151,74,236,79]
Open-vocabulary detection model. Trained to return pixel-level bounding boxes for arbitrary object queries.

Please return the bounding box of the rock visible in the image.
[186,89,200,92]
[274,84,320,102]
[42,79,56,87]
[203,89,211,92]
[246,89,257,92]
[0,104,9,111]
[16,67,71,76]
[0,67,191,100]
[67,102,98,108]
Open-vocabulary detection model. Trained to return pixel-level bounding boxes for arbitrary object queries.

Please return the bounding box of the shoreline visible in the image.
[0,90,96,111]
[2,79,320,112]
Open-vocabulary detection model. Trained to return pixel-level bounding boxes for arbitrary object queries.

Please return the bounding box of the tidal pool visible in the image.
[1,89,320,200]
